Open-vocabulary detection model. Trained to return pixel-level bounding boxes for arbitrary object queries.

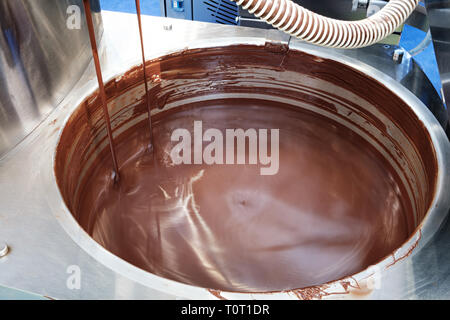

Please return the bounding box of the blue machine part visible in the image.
[194,0,238,25]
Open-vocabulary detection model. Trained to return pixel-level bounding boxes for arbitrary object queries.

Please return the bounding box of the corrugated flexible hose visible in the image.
[232,0,419,48]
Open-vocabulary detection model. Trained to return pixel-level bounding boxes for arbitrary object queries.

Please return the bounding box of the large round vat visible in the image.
[54,44,450,298]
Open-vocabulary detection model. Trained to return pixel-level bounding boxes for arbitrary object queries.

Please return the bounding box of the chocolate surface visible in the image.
[55,44,437,292]
[75,100,409,292]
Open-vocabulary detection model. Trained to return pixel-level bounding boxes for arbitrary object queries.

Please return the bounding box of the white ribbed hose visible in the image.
[233,0,419,49]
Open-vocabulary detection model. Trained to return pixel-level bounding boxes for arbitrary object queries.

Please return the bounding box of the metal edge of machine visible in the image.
[424,0,450,134]
[0,13,449,299]
[0,0,102,159]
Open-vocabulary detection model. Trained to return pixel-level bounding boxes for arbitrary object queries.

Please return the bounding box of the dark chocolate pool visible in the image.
[55,45,437,293]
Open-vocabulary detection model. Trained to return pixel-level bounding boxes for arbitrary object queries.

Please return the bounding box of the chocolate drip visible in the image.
[83,0,119,180]
[135,0,154,151]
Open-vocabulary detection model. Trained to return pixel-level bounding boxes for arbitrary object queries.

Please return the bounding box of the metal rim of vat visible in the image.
[48,38,450,300]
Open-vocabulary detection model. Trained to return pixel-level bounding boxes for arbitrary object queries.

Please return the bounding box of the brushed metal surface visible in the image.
[0,11,448,299]
[0,0,102,158]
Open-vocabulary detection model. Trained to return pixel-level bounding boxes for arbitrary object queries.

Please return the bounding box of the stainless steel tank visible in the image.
[0,11,449,299]
[0,12,450,299]
[0,0,102,157]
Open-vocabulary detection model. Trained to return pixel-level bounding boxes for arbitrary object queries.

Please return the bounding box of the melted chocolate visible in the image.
[83,0,119,178]
[55,44,437,293]
[135,0,154,150]
[76,100,410,292]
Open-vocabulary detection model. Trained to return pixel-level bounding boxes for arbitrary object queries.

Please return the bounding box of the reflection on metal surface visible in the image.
[0,0,102,157]
[409,30,432,57]
[0,12,448,299]
[424,0,450,132]
[0,286,47,300]
[405,3,429,32]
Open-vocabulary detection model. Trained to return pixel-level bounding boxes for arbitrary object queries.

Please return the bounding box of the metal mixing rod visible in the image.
[83,0,120,182]
[82,0,156,182]
[135,0,155,152]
